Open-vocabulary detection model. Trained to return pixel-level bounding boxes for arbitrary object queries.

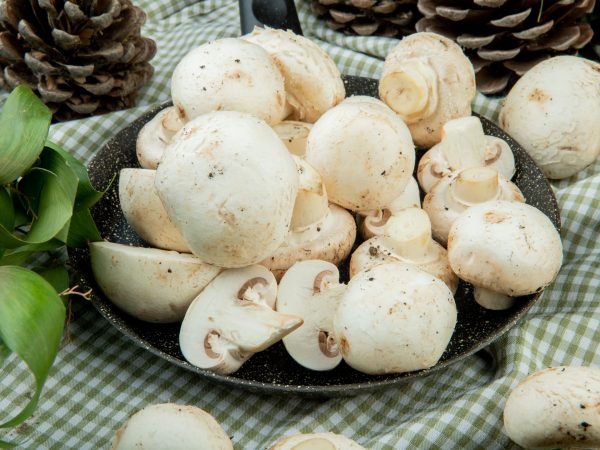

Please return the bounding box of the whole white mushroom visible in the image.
[155,111,298,268]
[499,55,600,179]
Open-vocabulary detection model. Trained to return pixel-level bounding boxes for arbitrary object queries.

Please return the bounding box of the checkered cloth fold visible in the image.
[1,1,599,448]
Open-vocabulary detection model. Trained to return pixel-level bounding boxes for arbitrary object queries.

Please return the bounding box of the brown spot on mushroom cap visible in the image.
[237,277,268,300]
[318,331,339,358]
[528,88,550,103]
[339,335,350,355]
[484,211,510,224]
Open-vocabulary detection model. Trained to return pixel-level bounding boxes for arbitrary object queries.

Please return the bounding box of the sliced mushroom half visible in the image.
[276,260,346,371]
[269,432,366,450]
[179,265,303,375]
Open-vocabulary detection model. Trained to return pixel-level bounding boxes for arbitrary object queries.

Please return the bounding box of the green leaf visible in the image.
[35,266,69,295]
[64,208,102,248]
[0,86,52,185]
[0,188,13,230]
[0,266,65,430]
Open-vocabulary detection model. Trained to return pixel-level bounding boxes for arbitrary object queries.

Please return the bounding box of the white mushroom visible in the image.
[499,55,600,179]
[417,116,515,193]
[289,156,329,231]
[447,200,563,298]
[334,262,457,375]
[170,38,286,125]
[379,32,476,148]
[359,176,421,240]
[179,265,303,375]
[269,432,366,450]
[504,366,600,449]
[423,166,525,247]
[350,208,457,294]
[155,111,298,268]
[136,106,185,170]
[89,242,220,323]
[242,27,345,123]
[276,260,346,371]
[272,120,313,156]
[304,96,415,211]
[111,403,233,450]
[119,168,190,253]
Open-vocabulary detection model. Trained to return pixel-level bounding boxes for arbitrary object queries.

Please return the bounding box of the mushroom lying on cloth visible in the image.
[423,166,524,247]
[417,116,515,193]
[119,168,190,253]
[170,37,287,125]
[334,262,457,375]
[379,32,476,148]
[499,55,600,179]
[350,208,457,294]
[269,432,366,450]
[89,242,220,323]
[305,96,415,211]
[155,111,298,268]
[276,260,346,371]
[136,106,184,170]
[503,366,600,449]
[179,265,303,375]
[260,156,356,280]
[111,403,233,450]
[447,200,562,309]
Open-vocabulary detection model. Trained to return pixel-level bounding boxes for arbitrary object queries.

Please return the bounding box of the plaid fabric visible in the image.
[1,1,599,448]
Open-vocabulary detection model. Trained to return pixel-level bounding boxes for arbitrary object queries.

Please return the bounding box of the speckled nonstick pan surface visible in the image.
[68,75,560,397]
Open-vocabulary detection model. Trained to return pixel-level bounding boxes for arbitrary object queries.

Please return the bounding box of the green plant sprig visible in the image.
[0,86,102,448]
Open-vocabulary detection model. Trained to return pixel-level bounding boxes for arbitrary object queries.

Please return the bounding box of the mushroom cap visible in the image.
[119,168,190,253]
[334,262,457,375]
[273,120,313,156]
[423,167,525,246]
[503,366,600,449]
[289,155,329,231]
[304,96,415,211]
[89,241,220,323]
[379,32,476,148]
[268,432,366,450]
[276,260,345,371]
[170,38,286,125]
[447,200,562,296]
[179,265,303,374]
[155,111,299,268]
[499,56,600,179]
[242,27,345,123]
[111,403,233,450]
[261,204,356,281]
[136,106,184,170]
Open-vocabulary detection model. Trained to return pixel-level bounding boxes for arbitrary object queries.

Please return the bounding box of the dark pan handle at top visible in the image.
[239,0,303,35]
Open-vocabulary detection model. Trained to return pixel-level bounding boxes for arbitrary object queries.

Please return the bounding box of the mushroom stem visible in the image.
[379,57,438,123]
[440,116,487,169]
[450,167,501,205]
[383,208,435,264]
[473,286,515,310]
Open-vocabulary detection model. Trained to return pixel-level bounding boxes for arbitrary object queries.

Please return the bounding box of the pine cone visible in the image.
[0,0,156,121]
[416,0,595,95]
[311,0,419,37]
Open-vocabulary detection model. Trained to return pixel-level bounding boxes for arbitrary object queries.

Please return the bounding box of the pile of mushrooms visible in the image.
[90,28,564,379]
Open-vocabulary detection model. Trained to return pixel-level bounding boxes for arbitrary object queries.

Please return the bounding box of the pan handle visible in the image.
[239,0,303,36]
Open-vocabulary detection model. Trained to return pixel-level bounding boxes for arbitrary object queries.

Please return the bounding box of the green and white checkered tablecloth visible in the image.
[1,1,599,448]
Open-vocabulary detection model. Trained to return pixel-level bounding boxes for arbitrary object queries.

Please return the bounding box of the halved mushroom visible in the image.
[335,262,456,375]
[504,366,600,449]
[417,116,515,193]
[242,27,345,123]
[358,176,421,240]
[269,432,366,450]
[447,200,563,300]
[111,403,233,450]
[119,168,190,253]
[170,38,287,125]
[379,32,476,148]
[155,111,299,268]
[304,96,415,211]
[136,106,185,170]
[423,166,525,247]
[272,120,313,156]
[89,241,220,323]
[289,156,329,231]
[276,260,346,371]
[179,265,303,375]
[350,208,457,294]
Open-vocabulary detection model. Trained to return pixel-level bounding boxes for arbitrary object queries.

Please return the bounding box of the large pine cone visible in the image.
[312,0,419,37]
[0,0,156,121]
[416,0,595,95]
